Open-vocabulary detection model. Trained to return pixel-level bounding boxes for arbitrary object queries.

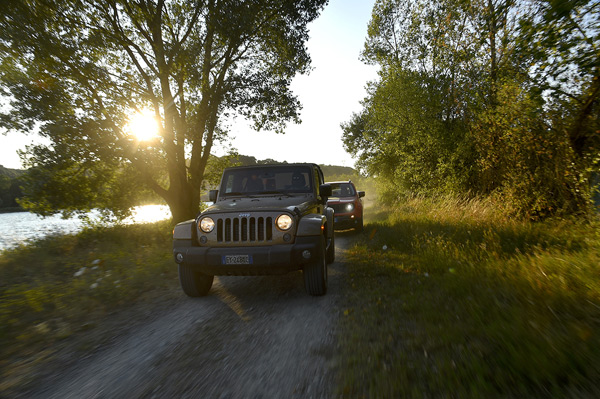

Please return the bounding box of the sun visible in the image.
[126,109,159,141]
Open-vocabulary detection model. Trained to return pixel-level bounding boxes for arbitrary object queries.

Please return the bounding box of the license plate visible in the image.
[222,255,252,265]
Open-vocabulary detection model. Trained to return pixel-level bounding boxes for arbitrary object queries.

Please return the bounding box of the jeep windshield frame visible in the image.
[218,165,314,198]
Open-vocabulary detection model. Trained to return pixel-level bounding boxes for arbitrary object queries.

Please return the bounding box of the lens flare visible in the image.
[126,110,159,141]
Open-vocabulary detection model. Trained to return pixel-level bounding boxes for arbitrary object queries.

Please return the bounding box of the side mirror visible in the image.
[319,184,332,197]
[319,184,332,204]
[209,190,219,203]
[358,191,365,198]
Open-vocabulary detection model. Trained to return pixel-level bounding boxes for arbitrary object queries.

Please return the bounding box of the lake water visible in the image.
[0,205,171,252]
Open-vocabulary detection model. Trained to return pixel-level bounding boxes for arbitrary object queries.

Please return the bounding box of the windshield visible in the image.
[329,183,356,197]
[220,166,313,196]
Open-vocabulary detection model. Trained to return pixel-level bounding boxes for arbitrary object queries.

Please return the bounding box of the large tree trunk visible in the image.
[166,186,200,224]
[163,167,201,224]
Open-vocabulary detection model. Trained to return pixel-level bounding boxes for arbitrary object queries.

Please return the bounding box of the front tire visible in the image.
[304,236,328,296]
[326,231,335,264]
[356,217,364,232]
[178,263,214,297]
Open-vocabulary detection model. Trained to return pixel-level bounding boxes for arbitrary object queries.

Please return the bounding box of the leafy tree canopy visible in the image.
[0,0,328,222]
[345,0,599,218]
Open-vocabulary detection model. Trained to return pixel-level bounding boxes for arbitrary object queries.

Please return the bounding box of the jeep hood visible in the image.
[203,196,315,216]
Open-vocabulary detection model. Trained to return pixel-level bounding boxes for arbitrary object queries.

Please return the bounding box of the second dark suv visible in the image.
[326,181,365,231]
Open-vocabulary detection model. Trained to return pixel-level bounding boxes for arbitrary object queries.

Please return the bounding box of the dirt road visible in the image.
[23,233,354,399]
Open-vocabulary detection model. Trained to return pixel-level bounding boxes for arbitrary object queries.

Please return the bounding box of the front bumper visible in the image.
[333,214,361,230]
[173,236,321,276]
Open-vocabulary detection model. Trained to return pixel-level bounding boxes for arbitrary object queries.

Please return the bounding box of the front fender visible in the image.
[325,206,335,238]
[296,214,327,236]
[173,219,195,240]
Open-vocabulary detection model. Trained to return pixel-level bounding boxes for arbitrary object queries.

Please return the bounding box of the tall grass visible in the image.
[338,197,600,398]
[0,221,176,392]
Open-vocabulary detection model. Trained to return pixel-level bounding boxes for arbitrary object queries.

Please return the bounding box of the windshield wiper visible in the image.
[223,190,296,198]
[223,192,265,199]
[261,190,293,197]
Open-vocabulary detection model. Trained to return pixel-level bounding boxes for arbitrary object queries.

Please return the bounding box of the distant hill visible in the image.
[229,155,281,166]
[0,165,25,179]
[319,164,356,179]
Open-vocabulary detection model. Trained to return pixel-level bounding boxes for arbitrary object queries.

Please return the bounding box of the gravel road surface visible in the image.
[22,234,354,399]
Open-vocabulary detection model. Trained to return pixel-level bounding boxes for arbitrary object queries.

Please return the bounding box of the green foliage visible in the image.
[345,0,599,218]
[0,174,9,194]
[17,151,156,219]
[201,153,241,191]
[343,66,474,198]
[0,0,328,223]
[338,197,600,397]
[0,166,24,210]
[518,0,599,102]
[472,81,591,218]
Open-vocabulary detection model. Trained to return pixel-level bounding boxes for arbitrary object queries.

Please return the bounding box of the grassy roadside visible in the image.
[337,197,600,398]
[0,220,177,393]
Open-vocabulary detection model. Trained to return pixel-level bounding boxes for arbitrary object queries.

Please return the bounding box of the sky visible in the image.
[0,0,378,170]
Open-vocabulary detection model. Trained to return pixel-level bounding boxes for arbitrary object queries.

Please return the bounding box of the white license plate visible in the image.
[222,255,252,265]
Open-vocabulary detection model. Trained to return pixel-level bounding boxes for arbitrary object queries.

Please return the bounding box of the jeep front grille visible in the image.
[330,203,348,214]
[217,216,273,242]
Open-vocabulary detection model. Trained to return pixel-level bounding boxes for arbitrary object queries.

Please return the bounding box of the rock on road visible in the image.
[25,234,354,399]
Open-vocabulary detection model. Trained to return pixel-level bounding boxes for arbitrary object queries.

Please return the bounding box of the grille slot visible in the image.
[217,216,273,243]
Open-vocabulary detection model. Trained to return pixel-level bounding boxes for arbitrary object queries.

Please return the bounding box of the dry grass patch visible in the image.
[338,197,600,398]
[0,221,177,394]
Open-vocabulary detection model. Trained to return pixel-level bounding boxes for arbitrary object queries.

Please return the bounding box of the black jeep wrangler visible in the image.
[173,163,335,296]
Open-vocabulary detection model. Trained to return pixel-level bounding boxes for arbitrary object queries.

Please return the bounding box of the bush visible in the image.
[472,81,590,219]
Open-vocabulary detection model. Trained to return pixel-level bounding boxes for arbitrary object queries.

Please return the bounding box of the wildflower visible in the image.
[74,267,87,277]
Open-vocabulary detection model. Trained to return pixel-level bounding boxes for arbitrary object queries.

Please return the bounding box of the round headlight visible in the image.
[199,217,215,233]
[346,203,355,212]
[276,214,293,231]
